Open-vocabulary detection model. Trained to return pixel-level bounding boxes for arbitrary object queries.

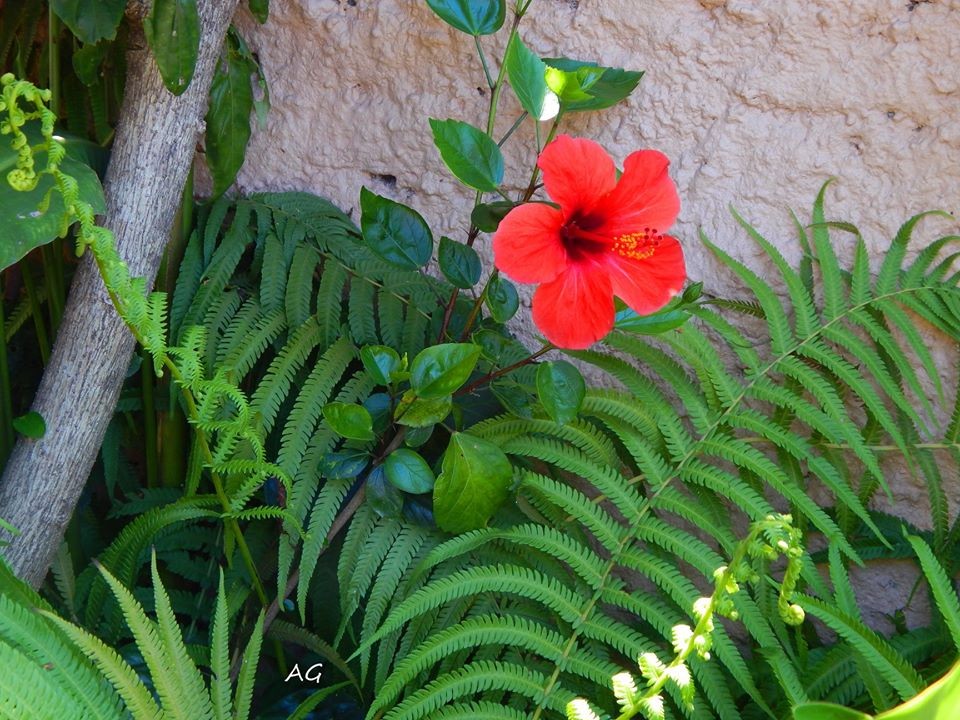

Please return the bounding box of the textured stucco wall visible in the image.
[221,0,960,624]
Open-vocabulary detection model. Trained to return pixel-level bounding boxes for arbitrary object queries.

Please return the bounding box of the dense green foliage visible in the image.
[1,1,959,719]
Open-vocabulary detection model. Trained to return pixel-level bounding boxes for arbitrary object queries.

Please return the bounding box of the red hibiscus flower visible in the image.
[492,135,686,349]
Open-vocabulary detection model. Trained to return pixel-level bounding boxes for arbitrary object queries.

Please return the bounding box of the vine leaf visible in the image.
[205,34,256,196]
[144,0,201,96]
[50,0,125,44]
[434,432,512,532]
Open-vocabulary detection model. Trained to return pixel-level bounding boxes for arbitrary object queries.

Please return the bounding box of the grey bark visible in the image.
[0,0,240,587]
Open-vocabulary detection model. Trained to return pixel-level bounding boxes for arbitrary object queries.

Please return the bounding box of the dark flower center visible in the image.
[560,213,662,263]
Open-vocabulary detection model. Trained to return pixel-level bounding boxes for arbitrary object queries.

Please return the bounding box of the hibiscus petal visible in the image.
[538,135,617,219]
[532,262,615,349]
[592,149,680,238]
[606,234,686,315]
[493,202,567,284]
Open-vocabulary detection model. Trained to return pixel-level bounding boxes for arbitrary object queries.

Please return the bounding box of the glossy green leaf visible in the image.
[395,393,453,428]
[434,432,512,533]
[12,411,45,439]
[318,450,369,480]
[506,34,557,121]
[366,466,403,519]
[384,449,436,494]
[363,392,392,434]
[404,425,434,447]
[322,402,374,441]
[471,201,515,233]
[426,0,505,35]
[536,361,585,425]
[429,118,504,192]
[614,306,690,335]
[0,132,107,272]
[793,705,873,720]
[486,274,519,323]
[438,236,481,289]
[360,345,402,385]
[359,187,433,270]
[50,0,125,44]
[205,37,256,196]
[144,0,200,96]
[544,57,643,112]
[410,343,481,399]
[249,0,269,23]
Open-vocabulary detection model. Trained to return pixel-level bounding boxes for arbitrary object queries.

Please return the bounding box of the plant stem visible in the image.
[522,112,564,201]
[140,349,158,489]
[437,11,525,341]
[458,343,553,396]
[458,270,495,341]
[475,36,495,90]
[47,12,60,117]
[262,484,367,633]
[498,112,528,147]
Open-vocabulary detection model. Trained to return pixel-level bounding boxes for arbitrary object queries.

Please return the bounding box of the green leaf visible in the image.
[536,361,584,425]
[359,187,433,270]
[205,36,255,196]
[425,0,505,35]
[0,131,107,272]
[72,41,111,86]
[793,704,873,720]
[384,449,436,494]
[360,345,402,385]
[319,450,369,480]
[544,57,643,112]
[144,0,200,96]
[395,393,453,428]
[434,432,512,533]
[485,274,519,323]
[50,0,125,43]
[471,201,515,233]
[366,465,404,518]
[438,236,481,289]
[614,306,690,335]
[410,343,481,399]
[322,402,375,441]
[429,118,504,192]
[12,411,45,439]
[879,660,960,719]
[249,0,269,23]
[506,34,557,120]
[404,425,433,447]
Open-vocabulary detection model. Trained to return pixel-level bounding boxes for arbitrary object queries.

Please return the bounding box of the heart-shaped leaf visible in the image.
[434,432,512,533]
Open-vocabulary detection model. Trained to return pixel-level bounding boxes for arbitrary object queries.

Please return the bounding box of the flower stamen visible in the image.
[612,227,662,260]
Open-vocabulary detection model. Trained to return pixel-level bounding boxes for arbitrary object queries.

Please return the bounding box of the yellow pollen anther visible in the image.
[612,229,661,260]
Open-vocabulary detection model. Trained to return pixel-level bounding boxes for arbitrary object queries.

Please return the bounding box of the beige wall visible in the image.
[224,0,959,622]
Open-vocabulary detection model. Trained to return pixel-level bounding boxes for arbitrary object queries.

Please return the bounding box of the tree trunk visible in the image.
[0,0,240,587]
